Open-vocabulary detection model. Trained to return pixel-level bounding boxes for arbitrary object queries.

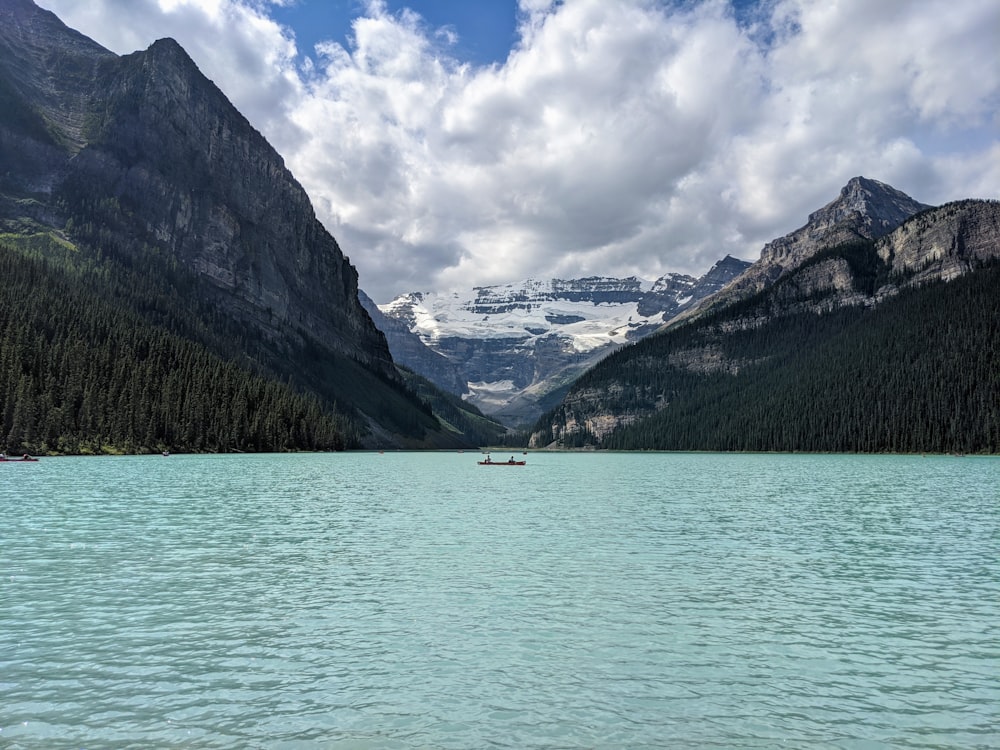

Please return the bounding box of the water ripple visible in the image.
[1,452,998,748]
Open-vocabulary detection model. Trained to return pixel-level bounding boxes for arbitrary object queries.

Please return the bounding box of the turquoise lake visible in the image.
[1,451,998,748]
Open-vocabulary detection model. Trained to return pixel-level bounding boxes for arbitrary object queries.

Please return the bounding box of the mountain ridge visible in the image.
[669,176,933,326]
[530,180,1000,452]
[374,255,751,426]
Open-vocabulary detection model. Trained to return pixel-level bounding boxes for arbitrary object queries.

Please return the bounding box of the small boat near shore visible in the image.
[478,455,526,466]
[0,454,38,462]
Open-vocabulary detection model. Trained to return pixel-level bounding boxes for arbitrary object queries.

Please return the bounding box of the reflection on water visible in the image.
[2,452,998,748]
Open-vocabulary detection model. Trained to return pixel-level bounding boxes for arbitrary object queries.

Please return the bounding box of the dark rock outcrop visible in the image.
[0,0,392,372]
[878,199,1000,282]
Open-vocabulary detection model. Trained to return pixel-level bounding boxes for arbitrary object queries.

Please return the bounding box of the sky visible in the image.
[35,0,1000,302]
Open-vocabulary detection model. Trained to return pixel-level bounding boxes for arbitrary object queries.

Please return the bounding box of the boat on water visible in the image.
[0,454,38,462]
[478,455,526,466]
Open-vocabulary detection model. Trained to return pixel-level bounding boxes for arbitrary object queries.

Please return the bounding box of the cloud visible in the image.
[36,0,1000,302]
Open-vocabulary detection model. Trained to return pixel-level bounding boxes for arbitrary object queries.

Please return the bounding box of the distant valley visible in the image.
[363,175,999,454]
[365,256,750,426]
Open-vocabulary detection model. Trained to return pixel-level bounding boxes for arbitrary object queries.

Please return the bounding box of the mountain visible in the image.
[0,0,494,452]
[672,176,931,324]
[531,181,1000,454]
[374,256,751,427]
[359,290,467,395]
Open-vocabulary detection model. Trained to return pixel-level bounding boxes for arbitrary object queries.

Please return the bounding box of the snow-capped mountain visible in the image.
[369,256,750,427]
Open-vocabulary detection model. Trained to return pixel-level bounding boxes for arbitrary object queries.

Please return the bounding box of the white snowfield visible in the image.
[375,262,750,424]
[379,278,666,354]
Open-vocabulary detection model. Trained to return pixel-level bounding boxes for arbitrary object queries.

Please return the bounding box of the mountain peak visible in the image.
[844,175,888,192]
[667,178,932,326]
[145,37,194,65]
[0,0,115,151]
[0,0,113,57]
[1,0,57,25]
[756,177,930,272]
[811,176,931,236]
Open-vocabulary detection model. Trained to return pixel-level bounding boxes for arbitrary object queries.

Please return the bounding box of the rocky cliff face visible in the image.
[0,0,113,205]
[723,198,1000,325]
[0,0,392,375]
[0,0,484,447]
[0,0,114,148]
[375,256,750,426]
[673,177,932,324]
[878,200,1000,282]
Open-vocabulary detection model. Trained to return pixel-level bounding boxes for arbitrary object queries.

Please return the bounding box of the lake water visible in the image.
[1,451,997,749]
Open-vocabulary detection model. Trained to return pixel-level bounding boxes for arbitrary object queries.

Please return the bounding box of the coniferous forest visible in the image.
[0,224,508,455]
[0,235,361,454]
[534,260,1000,454]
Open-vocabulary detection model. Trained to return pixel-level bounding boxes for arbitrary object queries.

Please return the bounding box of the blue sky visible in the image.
[35,0,1000,301]
[272,0,763,67]
[271,0,521,67]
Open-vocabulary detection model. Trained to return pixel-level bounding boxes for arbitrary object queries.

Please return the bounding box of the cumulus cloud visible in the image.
[36,0,1000,301]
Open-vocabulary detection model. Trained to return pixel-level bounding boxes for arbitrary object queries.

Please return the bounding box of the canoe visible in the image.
[0,456,38,462]
[478,459,526,466]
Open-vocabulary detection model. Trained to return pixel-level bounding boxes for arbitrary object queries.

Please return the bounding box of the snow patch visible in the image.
[380,288,649,352]
[465,379,517,395]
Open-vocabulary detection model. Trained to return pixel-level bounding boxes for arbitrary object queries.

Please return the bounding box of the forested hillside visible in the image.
[533,257,1000,454]
[395,367,508,448]
[0,235,365,454]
